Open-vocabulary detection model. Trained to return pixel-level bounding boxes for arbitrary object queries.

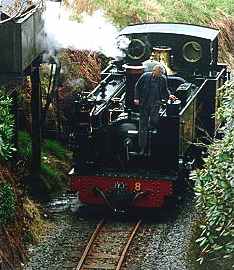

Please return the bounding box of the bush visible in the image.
[0,183,16,225]
[60,50,102,91]
[43,139,67,161]
[18,131,70,194]
[0,89,15,161]
[193,81,234,264]
[18,131,32,160]
[23,198,46,243]
[41,163,64,192]
[18,131,68,161]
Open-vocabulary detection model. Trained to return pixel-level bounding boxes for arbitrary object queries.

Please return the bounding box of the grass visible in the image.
[18,131,32,159]
[18,131,69,161]
[23,198,46,243]
[41,163,65,193]
[157,0,234,24]
[18,131,71,195]
[67,0,234,26]
[43,139,67,161]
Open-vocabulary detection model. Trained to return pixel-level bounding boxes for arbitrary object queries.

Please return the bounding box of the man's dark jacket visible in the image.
[135,72,170,107]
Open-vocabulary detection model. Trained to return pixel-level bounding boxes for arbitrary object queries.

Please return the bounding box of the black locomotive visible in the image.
[70,23,228,211]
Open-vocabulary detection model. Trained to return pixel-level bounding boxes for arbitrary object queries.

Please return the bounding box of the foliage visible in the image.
[70,0,234,27]
[41,163,60,181]
[64,0,98,17]
[67,0,234,67]
[0,167,26,268]
[0,165,47,268]
[43,139,67,160]
[216,81,234,126]
[18,130,32,160]
[193,81,234,264]
[18,131,70,194]
[210,15,234,67]
[91,0,161,28]
[41,162,65,192]
[23,198,46,243]
[60,50,103,91]
[18,131,69,161]
[0,89,15,161]
[157,0,234,24]
[0,182,16,225]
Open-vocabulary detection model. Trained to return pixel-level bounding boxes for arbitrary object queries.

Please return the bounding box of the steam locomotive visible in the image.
[70,23,228,211]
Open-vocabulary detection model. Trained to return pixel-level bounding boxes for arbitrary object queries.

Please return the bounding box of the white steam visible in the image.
[44,1,125,58]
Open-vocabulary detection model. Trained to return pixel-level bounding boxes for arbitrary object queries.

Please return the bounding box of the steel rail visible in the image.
[76,219,141,270]
[76,219,105,270]
[116,219,142,270]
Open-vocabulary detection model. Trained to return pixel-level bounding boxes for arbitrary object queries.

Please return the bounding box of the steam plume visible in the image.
[44,1,124,58]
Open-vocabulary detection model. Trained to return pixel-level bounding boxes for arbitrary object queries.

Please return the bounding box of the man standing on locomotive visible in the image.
[134,63,176,155]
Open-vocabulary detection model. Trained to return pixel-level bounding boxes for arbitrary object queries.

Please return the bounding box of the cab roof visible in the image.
[119,23,219,41]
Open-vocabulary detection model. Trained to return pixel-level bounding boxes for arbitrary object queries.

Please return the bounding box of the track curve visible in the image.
[76,219,142,270]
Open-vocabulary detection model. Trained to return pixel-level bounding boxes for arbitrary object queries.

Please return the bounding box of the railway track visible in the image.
[76,219,142,270]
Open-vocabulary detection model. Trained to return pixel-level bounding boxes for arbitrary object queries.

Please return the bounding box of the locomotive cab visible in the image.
[70,23,228,211]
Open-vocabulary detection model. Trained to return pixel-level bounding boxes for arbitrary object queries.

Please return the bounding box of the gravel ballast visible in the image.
[23,213,98,270]
[23,193,199,270]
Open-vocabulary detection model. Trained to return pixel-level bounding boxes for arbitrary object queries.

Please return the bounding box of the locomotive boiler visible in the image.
[70,23,228,211]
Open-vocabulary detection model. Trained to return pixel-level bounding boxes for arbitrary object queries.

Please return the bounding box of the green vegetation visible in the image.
[60,50,102,91]
[40,162,65,193]
[193,81,234,266]
[43,139,67,160]
[18,131,71,194]
[18,130,32,160]
[157,0,234,24]
[0,183,16,225]
[69,0,234,27]
[0,89,15,161]
[23,198,46,243]
[18,131,69,162]
[66,0,234,67]
[67,0,161,27]
[91,0,160,28]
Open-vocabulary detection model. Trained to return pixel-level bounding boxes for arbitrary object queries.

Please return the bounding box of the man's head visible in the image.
[152,64,165,77]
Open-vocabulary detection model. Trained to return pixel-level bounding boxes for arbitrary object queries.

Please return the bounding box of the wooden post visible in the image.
[30,63,41,179]
[12,83,19,153]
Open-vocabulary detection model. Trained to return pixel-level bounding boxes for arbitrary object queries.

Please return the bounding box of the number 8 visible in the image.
[135,182,141,191]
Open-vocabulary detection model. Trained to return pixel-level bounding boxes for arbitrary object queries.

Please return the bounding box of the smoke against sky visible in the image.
[44,1,124,58]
